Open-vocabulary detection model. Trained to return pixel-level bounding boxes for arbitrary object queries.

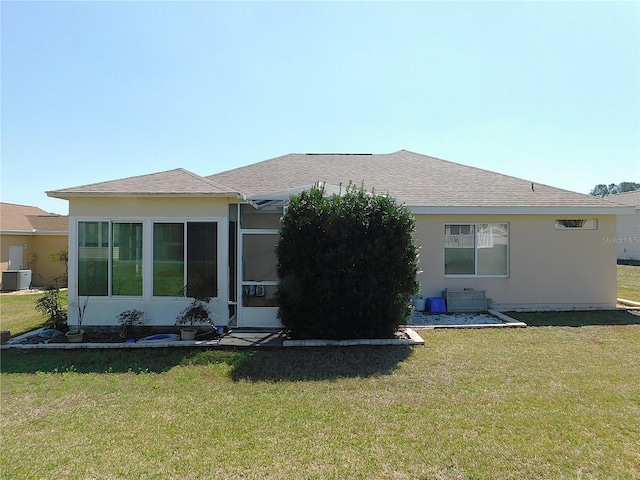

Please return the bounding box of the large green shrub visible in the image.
[277,184,419,339]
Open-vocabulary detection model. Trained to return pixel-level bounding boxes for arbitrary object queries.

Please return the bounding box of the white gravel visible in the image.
[408,311,504,326]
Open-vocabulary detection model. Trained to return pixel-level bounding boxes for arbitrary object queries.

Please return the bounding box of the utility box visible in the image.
[443,289,486,312]
[2,270,32,291]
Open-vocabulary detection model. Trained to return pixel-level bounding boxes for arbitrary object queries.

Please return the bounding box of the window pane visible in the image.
[477,224,508,275]
[187,222,218,298]
[78,222,108,296]
[242,234,279,282]
[112,223,143,296]
[445,224,475,274]
[242,284,278,307]
[240,204,282,229]
[153,223,184,296]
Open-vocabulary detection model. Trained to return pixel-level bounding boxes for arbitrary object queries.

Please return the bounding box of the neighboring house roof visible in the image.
[47,168,233,198]
[608,190,640,209]
[207,150,628,214]
[0,202,68,234]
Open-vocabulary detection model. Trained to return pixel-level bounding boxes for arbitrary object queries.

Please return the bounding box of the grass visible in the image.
[2,327,640,478]
[1,290,69,337]
[1,268,638,478]
[617,264,640,301]
[506,309,640,327]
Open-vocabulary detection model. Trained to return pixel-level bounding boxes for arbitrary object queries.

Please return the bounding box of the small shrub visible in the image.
[176,289,215,329]
[34,288,67,330]
[50,247,68,287]
[116,309,147,338]
[277,184,419,339]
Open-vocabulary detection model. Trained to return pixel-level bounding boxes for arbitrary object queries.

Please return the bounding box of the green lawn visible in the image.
[1,269,639,478]
[0,291,54,337]
[617,264,640,301]
[2,325,640,479]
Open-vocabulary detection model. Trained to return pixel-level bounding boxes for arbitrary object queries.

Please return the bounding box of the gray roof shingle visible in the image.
[46,150,629,213]
[608,190,640,208]
[47,168,231,198]
[207,150,625,211]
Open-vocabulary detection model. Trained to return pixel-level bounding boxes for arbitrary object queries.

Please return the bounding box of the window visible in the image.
[78,221,143,296]
[153,222,218,298]
[78,221,109,296]
[445,223,509,276]
[555,219,597,230]
[112,223,143,296]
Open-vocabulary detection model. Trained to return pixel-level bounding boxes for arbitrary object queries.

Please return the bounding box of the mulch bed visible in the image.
[13,326,222,345]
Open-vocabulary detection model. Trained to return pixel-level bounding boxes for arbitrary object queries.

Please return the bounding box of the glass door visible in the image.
[237,204,281,327]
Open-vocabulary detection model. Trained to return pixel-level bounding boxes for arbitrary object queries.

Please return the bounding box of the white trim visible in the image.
[47,192,236,199]
[444,222,510,277]
[0,230,68,236]
[410,206,634,215]
[71,216,226,301]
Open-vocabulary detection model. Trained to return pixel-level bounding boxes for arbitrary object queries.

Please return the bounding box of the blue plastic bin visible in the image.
[427,297,446,313]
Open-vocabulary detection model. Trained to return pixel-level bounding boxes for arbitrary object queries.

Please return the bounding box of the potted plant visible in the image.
[116,309,147,339]
[175,294,215,340]
[66,296,88,343]
[34,287,68,331]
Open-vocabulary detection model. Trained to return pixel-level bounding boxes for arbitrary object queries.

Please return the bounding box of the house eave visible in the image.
[408,206,635,215]
[0,229,68,236]
[46,192,237,200]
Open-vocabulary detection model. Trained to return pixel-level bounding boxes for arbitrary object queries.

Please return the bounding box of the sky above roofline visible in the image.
[2,1,638,214]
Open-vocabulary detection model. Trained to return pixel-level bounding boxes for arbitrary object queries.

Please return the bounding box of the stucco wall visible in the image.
[1,234,68,289]
[69,196,231,218]
[615,210,640,261]
[414,214,618,310]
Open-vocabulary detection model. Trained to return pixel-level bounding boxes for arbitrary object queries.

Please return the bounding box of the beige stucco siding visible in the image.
[69,197,231,218]
[414,214,618,309]
[1,233,68,288]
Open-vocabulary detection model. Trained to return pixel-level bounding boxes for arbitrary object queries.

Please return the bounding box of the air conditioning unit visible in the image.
[2,270,32,291]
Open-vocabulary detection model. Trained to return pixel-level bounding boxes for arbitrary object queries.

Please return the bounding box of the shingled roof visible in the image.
[0,203,68,233]
[47,150,630,214]
[207,150,627,214]
[47,168,232,198]
[608,190,640,208]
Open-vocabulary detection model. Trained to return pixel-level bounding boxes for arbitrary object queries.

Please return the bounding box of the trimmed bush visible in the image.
[277,184,419,339]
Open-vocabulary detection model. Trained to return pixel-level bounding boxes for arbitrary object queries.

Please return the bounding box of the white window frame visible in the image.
[74,218,145,298]
[444,223,510,277]
[151,217,225,300]
[71,217,225,300]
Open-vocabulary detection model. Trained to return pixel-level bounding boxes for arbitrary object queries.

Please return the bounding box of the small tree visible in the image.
[277,184,419,340]
[35,288,67,330]
[50,247,69,287]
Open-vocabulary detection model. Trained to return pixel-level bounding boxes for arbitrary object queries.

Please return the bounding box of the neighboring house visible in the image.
[47,150,631,328]
[0,202,68,289]
[608,190,640,262]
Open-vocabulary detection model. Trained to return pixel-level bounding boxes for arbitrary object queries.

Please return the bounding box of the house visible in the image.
[0,202,68,290]
[608,190,640,262]
[46,150,631,328]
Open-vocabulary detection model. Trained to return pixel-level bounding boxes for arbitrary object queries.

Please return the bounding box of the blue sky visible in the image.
[2,1,638,215]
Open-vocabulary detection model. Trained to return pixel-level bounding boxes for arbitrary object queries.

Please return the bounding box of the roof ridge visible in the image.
[53,167,189,191]
[177,168,234,192]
